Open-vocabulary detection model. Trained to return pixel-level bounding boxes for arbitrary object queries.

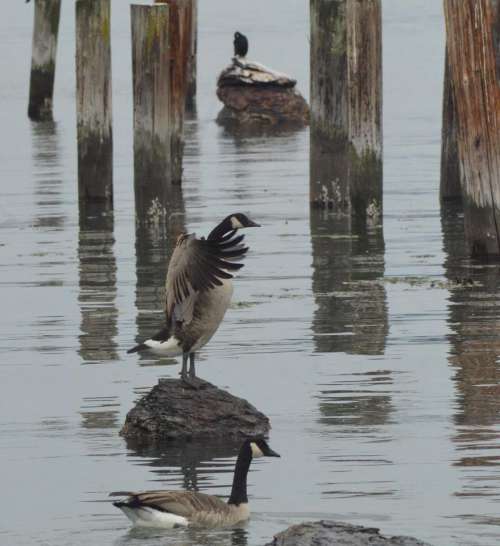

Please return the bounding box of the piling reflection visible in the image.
[78,207,118,363]
[311,209,393,495]
[317,370,394,428]
[133,185,186,363]
[310,210,388,355]
[125,438,241,493]
[31,120,65,231]
[80,395,120,431]
[442,201,500,503]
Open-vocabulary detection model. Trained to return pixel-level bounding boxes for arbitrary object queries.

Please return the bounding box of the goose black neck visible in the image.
[228,445,251,505]
[208,216,232,241]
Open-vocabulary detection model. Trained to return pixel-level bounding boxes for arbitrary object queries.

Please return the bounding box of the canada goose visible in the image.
[234,32,249,58]
[128,213,260,383]
[110,438,280,528]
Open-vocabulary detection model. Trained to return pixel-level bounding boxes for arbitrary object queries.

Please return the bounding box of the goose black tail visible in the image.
[127,343,147,354]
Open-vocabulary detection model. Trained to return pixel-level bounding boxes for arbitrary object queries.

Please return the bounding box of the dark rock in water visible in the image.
[216,59,309,129]
[120,378,270,441]
[265,521,433,546]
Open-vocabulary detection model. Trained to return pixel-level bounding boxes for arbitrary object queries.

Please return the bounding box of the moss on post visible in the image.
[310,0,382,222]
[131,4,171,225]
[75,0,113,212]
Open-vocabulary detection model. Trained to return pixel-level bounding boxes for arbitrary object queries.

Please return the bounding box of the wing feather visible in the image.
[165,231,250,325]
[124,490,229,518]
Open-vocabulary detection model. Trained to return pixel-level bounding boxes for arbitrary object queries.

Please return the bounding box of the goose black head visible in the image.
[207,213,260,241]
[246,438,280,459]
[228,212,260,230]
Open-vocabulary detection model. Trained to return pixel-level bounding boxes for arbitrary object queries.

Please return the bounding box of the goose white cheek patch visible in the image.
[250,442,264,458]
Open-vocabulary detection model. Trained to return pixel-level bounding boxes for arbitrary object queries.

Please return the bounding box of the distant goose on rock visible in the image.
[233,31,248,58]
[127,213,260,383]
[110,438,280,528]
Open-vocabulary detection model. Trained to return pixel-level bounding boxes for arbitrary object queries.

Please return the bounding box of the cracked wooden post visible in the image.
[440,46,461,201]
[185,0,197,112]
[444,0,500,257]
[75,0,113,211]
[310,0,382,222]
[28,0,61,121]
[131,4,171,223]
[156,0,193,183]
[167,0,190,184]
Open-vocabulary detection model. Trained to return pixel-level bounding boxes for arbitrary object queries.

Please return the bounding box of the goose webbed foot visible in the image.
[180,375,203,390]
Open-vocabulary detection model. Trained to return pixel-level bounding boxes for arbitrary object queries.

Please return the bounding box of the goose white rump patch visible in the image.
[144,337,183,357]
[119,505,188,528]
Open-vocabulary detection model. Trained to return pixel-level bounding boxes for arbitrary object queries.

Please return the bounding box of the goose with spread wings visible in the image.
[127,213,260,381]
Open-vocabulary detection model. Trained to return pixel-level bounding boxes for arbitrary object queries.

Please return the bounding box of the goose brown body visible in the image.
[111,438,280,528]
[127,213,259,380]
[112,490,249,527]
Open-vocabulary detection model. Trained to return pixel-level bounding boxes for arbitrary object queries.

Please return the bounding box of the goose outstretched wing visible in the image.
[165,231,247,325]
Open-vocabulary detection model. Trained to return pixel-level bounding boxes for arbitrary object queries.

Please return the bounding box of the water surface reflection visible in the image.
[442,201,500,536]
[133,186,186,365]
[310,210,388,354]
[78,210,118,363]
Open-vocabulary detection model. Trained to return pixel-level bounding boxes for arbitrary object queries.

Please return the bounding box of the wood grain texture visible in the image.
[440,46,461,201]
[444,0,500,256]
[185,0,198,111]
[166,0,191,184]
[131,4,171,223]
[310,0,382,221]
[75,0,113,207]
[346,0,382,217]
[28,0,61,121]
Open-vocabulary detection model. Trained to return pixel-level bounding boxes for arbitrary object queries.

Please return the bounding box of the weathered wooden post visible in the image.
[444,0,500,257]
[131,3,171,222]
[75,0,113,210]
[185,0,197,112]
[28,0,61,121]
[167,0,191,184]
[310,0,382,221]
[440,46,461,201]
[154,0,193,182]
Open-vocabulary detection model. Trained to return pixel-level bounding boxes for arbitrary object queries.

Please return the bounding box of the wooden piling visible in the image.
[310,0,382,221]
[185,0,197,111]
[166,0,192,183]
[131,4,171,222]
[440,46,461,201]
[28,0,61,121]
[156,0,196,114]
[444,0,500,257]
[75,0,113,209]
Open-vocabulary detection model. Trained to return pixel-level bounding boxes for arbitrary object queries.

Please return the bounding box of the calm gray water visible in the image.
[1,1,500,545]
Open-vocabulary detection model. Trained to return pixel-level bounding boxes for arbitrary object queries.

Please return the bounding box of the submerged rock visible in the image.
[265,521,432,546]
[216,58,309,129]
[120,378,270,441]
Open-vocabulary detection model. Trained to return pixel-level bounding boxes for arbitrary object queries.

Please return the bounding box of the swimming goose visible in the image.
[110,437,280,528]
[128,213,260,382]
